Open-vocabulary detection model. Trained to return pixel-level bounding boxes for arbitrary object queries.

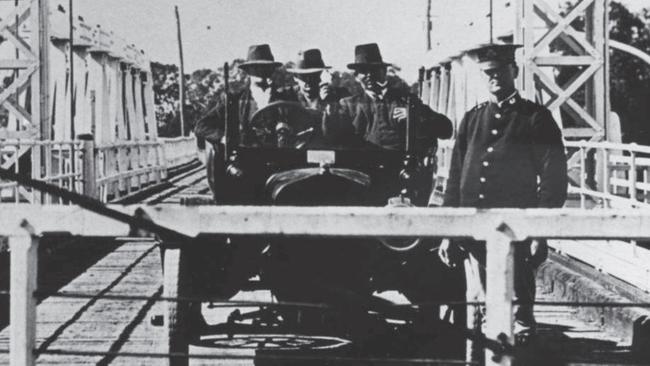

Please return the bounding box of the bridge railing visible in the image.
[159,136,200,168]
[436,139,650,293]
[0,136,198,203]
[564,140,650,209]
[0,140,84,204]
[1,205,649,366]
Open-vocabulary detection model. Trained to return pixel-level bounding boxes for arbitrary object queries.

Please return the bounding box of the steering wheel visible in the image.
[249,101,318,148]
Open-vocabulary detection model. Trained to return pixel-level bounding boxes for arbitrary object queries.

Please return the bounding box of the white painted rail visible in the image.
[0,136,197,203]
[437,139,650,295]
[2,205,650,365]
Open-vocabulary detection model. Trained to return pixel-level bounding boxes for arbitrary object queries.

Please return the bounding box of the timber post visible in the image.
[79,134,97,199]
[9,220,38,366]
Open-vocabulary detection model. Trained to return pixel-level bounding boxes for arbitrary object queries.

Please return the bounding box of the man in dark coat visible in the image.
[286,49,352,143]
[438,43,568,339]
[324,43,452,152]
[287,48,349,111]
[194,44,297,148]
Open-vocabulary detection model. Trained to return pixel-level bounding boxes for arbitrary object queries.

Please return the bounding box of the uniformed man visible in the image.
[324,43,453,152]
[194,44,297,148]
[438,43,568,340]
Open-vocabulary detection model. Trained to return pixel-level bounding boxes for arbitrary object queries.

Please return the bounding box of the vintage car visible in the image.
[163,98,465,364]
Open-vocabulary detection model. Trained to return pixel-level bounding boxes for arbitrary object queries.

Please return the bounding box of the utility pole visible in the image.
[69,0,75,138]
[489,0,494,43]
[174,5,186,136]
[426,0,432,51]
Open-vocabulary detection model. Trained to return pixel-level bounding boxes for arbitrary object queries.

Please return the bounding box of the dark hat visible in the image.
[287,49,332,74]
[466,43,522,69]
[238,44,282,70]
[347,43,391,70]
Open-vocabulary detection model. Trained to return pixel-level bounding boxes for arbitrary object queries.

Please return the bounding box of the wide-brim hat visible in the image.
[466,43,522,70]
[287,49,332,74]
[238,44,282,70]
[347,43,392,70]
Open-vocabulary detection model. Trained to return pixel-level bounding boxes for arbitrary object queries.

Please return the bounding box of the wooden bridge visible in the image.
[1,0,650,365]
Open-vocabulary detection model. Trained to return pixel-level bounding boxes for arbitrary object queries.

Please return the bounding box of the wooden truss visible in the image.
[515,0,609,140]
[0,0,48,140]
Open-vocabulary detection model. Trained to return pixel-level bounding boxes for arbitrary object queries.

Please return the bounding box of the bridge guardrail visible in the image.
[1,205,650,365]
[437,139,650,293]
[0,136,197,203]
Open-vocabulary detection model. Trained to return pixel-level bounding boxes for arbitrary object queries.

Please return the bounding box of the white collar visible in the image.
[492,90,519,108]
[250,84,272,109]
[364,83,389,101]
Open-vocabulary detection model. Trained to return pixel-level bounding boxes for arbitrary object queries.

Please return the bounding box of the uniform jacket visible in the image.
[443,92,568,208]
[194,86,297,144]
[325,88,453,152]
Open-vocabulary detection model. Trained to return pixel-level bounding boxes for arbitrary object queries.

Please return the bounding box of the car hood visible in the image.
[265,167,371,204]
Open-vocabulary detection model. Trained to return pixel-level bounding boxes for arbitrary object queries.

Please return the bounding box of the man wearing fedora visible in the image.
[194,44,297,146]
[324,43,452,152]
[287,48,349,111]
[438,43,567,343]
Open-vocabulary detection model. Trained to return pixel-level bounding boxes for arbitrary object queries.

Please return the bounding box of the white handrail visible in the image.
[3,205,650,366]
[0,137,198,203]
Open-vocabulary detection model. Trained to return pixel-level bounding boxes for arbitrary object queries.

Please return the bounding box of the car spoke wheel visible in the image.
[198,334,351,350]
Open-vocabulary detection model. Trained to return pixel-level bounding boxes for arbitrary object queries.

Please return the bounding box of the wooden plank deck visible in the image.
[0,236,641,365]
[0,173,644,365]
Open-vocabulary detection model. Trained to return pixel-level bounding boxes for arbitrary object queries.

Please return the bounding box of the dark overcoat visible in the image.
[443,93,568,209]
[325,89,453,152]
[194,87,297,144]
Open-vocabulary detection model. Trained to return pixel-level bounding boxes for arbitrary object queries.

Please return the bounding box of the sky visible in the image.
[36,0,650,82]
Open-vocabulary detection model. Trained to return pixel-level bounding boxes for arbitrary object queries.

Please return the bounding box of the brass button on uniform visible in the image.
[480,177,487,183]
[495,113,502,119]
[487,147,494,153]
[491,129,498,135]
[482,161,489,167]
[479,194,485,199]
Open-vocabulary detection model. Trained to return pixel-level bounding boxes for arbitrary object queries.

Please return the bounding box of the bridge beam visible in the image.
[514,0,609,141]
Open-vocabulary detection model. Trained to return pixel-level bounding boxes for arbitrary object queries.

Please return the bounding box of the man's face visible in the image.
[355,66,387,93]
[294,72,322,97]
[481,63,518,97]
[245,65,276,87]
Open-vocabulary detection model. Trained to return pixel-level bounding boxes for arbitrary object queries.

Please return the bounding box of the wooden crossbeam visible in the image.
[2,99,32,123]
[534,0,600,58]
[0,0,31,33]
[0,128,38,140]
[1,145,31,170]
[564,98,603,132]
[548,62,602,110]
[533,1,584,55]
[534,55,596,66]
[530,63,602,132]
[1,29,36,61]
[0,63,37,106]
[563,127,603,138]
[533,0,594,57]
[0,59,37,69]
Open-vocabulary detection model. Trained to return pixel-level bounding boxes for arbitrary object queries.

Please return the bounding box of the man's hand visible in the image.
[319,83,332,102]
[392,107,407,122]
[527,239,548,268]
[438,238,463,268]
